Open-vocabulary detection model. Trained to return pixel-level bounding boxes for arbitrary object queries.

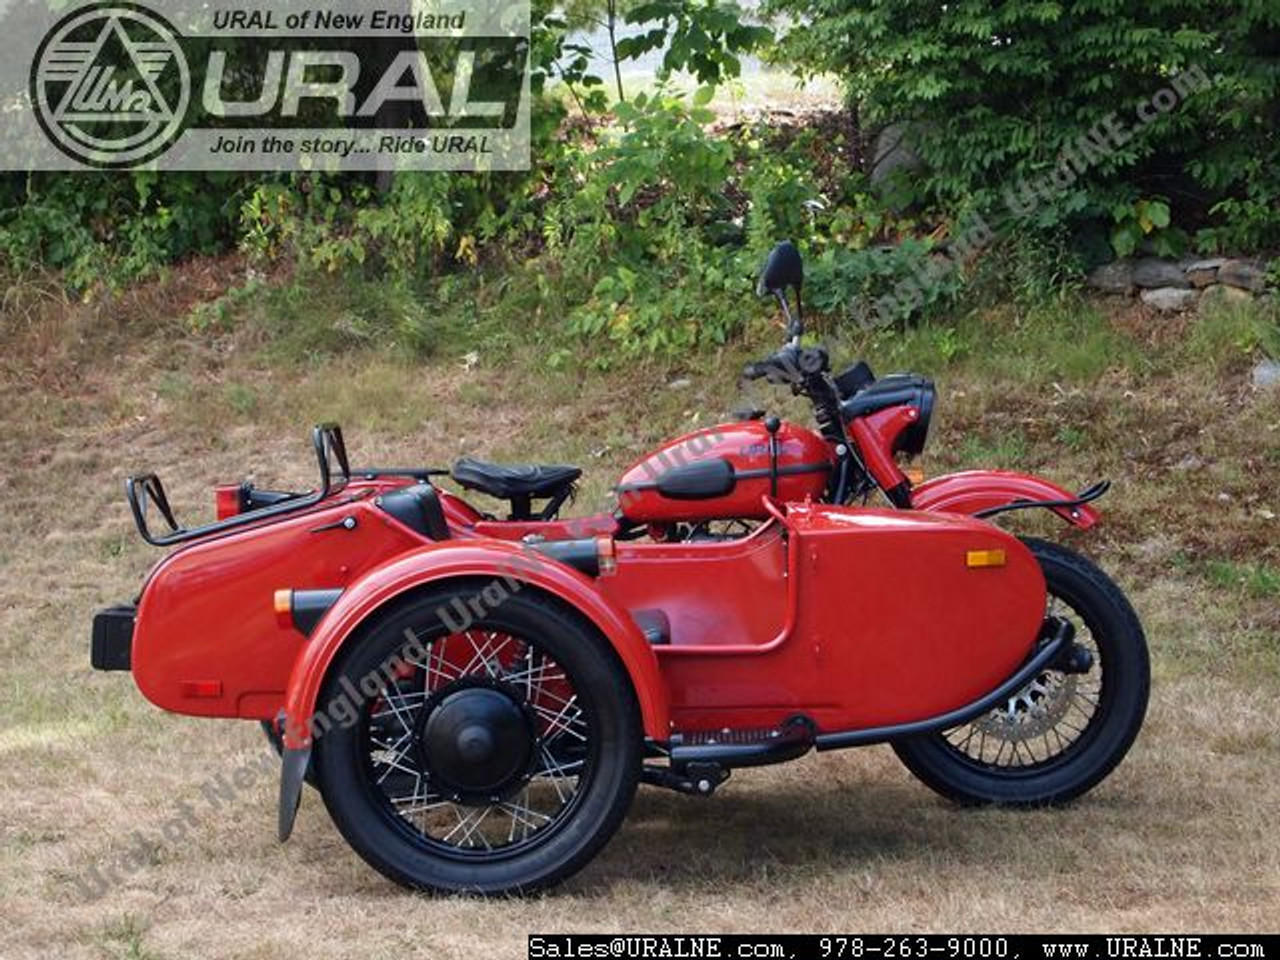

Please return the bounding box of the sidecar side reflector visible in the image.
[966,549,1007,568]
[180,680,223,698]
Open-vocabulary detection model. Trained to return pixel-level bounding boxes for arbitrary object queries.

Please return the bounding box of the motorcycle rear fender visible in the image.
[279,540,671,748]
[910,469,1099,529]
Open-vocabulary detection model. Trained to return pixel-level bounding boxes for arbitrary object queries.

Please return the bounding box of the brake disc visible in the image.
[972,671,1077,742]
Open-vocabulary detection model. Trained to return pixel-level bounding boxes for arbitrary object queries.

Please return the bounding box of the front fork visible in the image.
[827,425,911,507]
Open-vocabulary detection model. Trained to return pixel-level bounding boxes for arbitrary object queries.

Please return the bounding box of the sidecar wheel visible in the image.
[314,585,641,894]
[892,538,1149,806]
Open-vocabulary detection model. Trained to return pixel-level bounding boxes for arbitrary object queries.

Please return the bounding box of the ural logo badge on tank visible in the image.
[91,242,1149,894]
[32,3,190,167]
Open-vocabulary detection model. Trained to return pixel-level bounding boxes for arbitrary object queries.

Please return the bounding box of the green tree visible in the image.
[765,0,1280,251]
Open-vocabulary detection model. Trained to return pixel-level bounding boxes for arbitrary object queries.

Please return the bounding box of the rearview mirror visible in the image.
[757,241,803,296]
[758,241,804,341]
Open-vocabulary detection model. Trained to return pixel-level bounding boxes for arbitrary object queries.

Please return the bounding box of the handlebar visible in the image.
[743,344,830,385]
[743,342,880,503]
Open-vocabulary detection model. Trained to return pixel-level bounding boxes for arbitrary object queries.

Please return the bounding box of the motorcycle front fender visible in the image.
[910,469,1101,529]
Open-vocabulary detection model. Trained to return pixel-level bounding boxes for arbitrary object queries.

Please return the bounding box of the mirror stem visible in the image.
[775,290,801,345]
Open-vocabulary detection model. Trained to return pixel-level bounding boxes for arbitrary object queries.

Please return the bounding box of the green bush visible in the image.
[0,172,244,290]
[766,0,1280,253]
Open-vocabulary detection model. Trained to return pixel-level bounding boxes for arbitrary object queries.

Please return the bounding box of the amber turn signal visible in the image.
[596,536,617,576]
[273,589,294,629]
[966,549,1007,568]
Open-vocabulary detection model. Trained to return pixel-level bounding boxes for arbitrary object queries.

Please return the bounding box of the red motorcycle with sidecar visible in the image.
[92,242,1149,894]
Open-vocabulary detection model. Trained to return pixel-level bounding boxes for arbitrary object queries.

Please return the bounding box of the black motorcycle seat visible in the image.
[451,457,582,500]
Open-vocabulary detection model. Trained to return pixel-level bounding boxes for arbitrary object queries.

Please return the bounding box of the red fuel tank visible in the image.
[616,420,833,523]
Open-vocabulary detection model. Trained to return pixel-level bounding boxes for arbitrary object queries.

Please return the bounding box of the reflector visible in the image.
[966,549,1007,568]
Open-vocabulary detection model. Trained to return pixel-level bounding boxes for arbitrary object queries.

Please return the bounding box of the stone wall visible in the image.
[1087,257,1273,313]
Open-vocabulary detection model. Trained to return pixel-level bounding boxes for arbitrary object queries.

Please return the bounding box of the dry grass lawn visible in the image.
[1,267,1277,958]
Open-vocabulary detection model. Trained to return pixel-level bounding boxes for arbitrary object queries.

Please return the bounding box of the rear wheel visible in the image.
[892,538,1149,805]
[315,585,641,894]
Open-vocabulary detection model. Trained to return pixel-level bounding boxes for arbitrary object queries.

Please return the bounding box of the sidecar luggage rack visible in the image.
[126,424,351,547]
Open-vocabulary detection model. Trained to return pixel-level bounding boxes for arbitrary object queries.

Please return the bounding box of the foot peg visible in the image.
[642,762,730,796]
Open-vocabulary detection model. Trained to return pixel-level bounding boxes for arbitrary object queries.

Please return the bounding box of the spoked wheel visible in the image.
[893,538,1149,806]
[315,586,641,894]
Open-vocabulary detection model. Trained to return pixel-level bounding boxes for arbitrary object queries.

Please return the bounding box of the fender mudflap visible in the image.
[277,745,312,841]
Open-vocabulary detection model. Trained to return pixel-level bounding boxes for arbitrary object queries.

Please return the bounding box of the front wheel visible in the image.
[892,538,1149,806]
[314,585,642,894]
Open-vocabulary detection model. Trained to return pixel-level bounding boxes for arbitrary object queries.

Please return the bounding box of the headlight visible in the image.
[893,380,934,457]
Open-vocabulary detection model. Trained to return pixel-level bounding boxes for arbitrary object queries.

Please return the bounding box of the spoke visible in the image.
[534,744,584,780]
[507,788,526,843]
[503,661,566,689]
[501,799,554,833]
[399,794,452,818]
[370,689,429,720]
[378,686,421,739]
[372,735,420,784]
[386,771,424,806]
[535,745,574,803]
[364,628,590,853]
[1073,688,1100,708]
[444,805,494,849]
[400,630,461,691]
[460,630,516,678]
[1058,717,1086,736]
[1052,725,1068,754]
[992,738,1010,767]
[535,696,587,744]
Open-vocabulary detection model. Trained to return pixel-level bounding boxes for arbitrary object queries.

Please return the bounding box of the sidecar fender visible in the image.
[910,469,1099,529]
[279,540,671,749]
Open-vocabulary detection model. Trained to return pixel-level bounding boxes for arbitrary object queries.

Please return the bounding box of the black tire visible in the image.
[314,583,641,894]
[892,538,1149,806]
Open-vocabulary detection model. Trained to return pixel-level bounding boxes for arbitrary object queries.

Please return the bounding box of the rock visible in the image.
[1199,283,1254,312]
[870,123,924,202]
[1132,258,1191,289]
[1140,287,1198,312]
[1087,260,1135,294]
[1253,359,1280,390]
[1182,257,1226,273]
[1218,259,1267,292]
[667,377,692,390]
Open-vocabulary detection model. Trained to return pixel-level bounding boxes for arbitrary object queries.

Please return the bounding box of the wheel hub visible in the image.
[419,684,534,801]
